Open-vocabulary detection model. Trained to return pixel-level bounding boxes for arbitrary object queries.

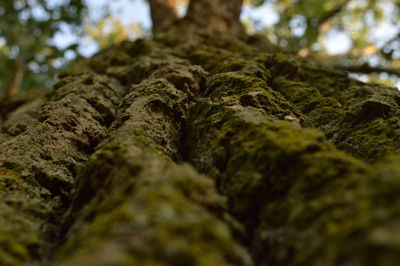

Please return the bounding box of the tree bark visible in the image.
[1,4,400,266]
[185,0,244,35]
[150,0,178,34]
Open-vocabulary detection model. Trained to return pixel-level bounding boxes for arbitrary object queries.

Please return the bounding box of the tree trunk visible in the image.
[1,4,400,266]
[149,0,178,34]
[185,0,244,35]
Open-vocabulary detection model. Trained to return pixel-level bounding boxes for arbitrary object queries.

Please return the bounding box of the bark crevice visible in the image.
[50,41,253,264]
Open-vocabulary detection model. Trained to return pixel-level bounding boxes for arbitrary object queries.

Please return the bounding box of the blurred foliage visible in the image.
[0,0,86,96]
[245,0,400,86]
[84,14,145,49]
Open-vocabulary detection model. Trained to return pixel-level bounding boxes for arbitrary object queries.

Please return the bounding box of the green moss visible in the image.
[299,65,353,96]
[188,48,232,71]
[188,94,337,224]
[0,167,52,265]
[273,78,323,111]
[122,38,164,57]
[272,75,400,163]
[0,233,28,266]
[252,154,400,266]
[54,46,253,264]
[212,57,257,73]
[0,167,20,179]
[336,117,400,162]
[55,152,252,266]
[89,47,140,74]
[204,72,303,122]
[187,68,400,264]
[211,56,271,80]
[265,53,357,98]
[0,167,30,266]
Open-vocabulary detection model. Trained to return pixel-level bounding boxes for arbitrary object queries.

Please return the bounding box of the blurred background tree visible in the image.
[84,15,145,49]
[1,0,399,99]
[244,0,400,87]
[0,0,86,97]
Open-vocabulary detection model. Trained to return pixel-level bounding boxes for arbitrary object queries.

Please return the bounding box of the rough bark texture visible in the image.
[0,23,400,266]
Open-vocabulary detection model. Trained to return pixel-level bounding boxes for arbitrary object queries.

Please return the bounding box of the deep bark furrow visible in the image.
[0,72,124,264]
[53,67,252,265]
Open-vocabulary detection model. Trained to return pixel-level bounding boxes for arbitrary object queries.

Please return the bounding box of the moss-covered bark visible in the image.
[0,26,400,265]
[185,69,400,265]
[0,72,124,264]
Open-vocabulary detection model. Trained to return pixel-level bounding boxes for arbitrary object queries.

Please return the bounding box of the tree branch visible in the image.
[5,58,24,98]
[336,63,400,77]
[318,0,350,27]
